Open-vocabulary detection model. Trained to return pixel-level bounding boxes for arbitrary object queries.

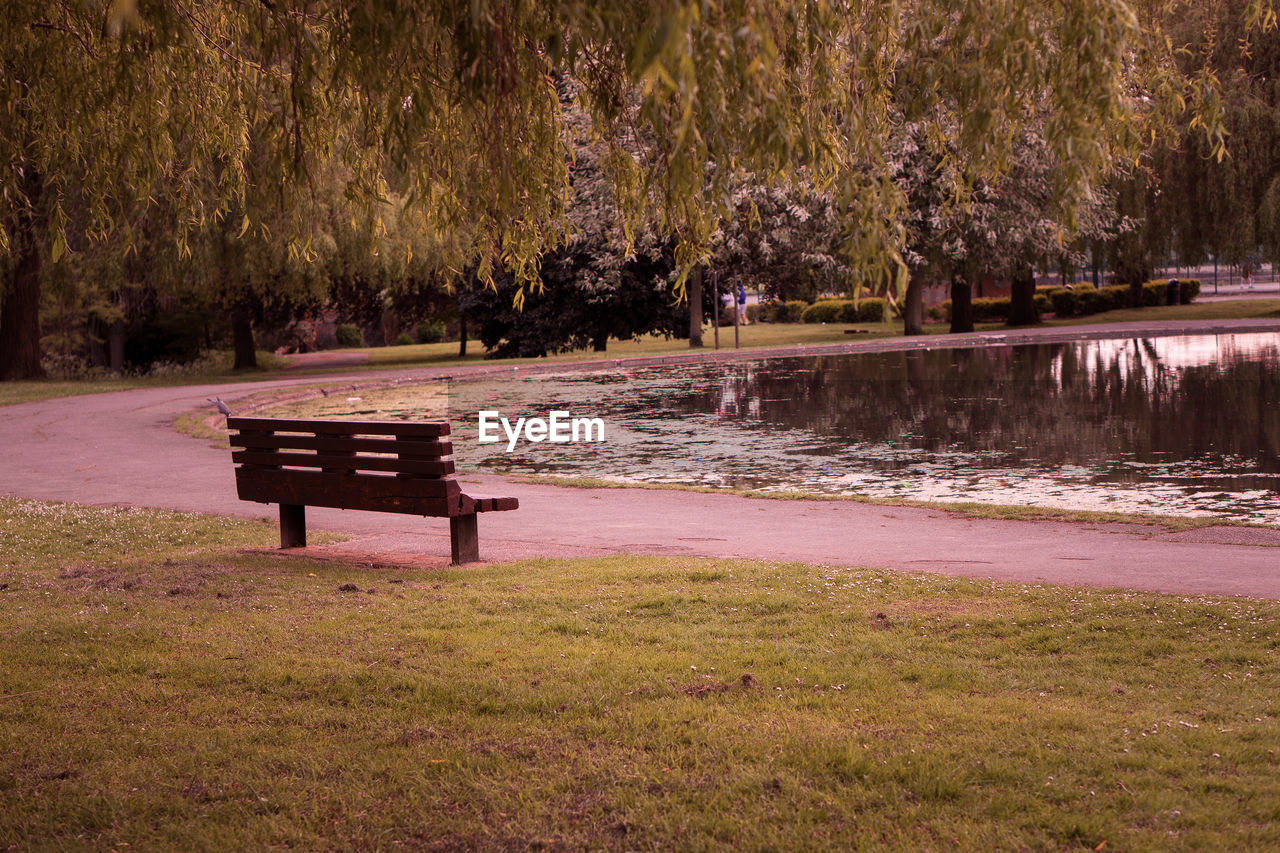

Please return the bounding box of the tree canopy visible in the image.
[3,0,1275,378]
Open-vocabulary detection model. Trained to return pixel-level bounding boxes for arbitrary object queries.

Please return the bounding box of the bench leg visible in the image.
[450,513,479,564]
[280,504,306,548]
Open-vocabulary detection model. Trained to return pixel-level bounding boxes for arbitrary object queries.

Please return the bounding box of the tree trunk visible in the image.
[458,308,468,357]
[592,332,608,352]
[1128,277,1144,308]
[108,320,126,372]
[0,172,46,381]
[1007,266,1039,326]
[688,266,704,348]
[1120,263,1147,308]
[89,315,108,368]
[231,303,258,370]
[949,274,974,334]
[903,273,925,336]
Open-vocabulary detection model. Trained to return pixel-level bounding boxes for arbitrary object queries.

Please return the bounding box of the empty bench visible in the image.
[227,417,518,563]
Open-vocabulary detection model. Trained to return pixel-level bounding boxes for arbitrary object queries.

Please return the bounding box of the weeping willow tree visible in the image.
[2,0,1274,379]
[1143,0,1280,275]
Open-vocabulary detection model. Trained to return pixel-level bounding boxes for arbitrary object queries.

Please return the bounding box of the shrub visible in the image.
[1145,278,1200,305]
[932,297,1011,324]
[763,299,810,323]
[393,332,414,346]
[1076,286,1112,316]
[415,321,446,343]
[1100,285,1132,309]
[784,300,810,322]
[745,304,761,323]
[759,300,804,323]
[801,299,849,323]
[1141,281,1167,306]
[335,324,364,348]
[970,297,1011,322]
[843,297,890,323]
[1050,288,1079,317]
[1033,292,1053,314]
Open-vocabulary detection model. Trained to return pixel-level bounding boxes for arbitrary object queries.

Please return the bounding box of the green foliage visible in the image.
[848,298,892,323]
[756,299,811,323]
[782,300,811,323]
[800,300,848,324]
[1049,280,1201,316]
[713,182,850,303]
[461,246,685,358]
[123,305,212,368]
[335,324,363,348]
[1147,2,1280,269]
[1150,278,1201,304]
[800,298,896,324]
[2,0,1274,379]
[415,322,446,344]
[971,298,1012,323]
[392,332,414,346]
[933,298,1013,324]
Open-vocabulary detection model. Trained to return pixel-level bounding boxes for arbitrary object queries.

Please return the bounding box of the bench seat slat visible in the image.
[232,450,455,477]
[236,467,461,515]
[231,434,453,458]
[228,417,449,438]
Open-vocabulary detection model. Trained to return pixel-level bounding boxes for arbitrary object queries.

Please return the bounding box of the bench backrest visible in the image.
[227,416,464,516]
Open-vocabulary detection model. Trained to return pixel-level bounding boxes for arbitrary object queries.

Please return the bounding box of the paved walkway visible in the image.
[4,318,1280,599]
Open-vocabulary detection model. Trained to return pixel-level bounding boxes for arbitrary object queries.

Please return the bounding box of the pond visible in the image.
[264,332,1280,524]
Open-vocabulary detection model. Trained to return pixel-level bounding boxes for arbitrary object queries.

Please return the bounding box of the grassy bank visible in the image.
[0,350,289,408]
[3,498,1279,850]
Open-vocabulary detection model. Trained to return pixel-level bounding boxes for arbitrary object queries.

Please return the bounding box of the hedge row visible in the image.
[804,298,897,323]
[754,298,897,324]
[929,279,1202,322]
[1048,279,1200,317]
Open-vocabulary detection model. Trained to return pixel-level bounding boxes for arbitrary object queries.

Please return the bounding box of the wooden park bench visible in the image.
[227,416,518,564]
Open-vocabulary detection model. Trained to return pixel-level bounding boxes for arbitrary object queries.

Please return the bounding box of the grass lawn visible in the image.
[0,351,291,409]
[365,321,902,368]
[3,498,1279,850]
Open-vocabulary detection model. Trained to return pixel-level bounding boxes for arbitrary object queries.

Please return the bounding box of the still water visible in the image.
[266,333,1280,523]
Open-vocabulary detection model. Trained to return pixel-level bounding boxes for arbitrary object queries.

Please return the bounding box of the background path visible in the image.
[4,318,1280,599]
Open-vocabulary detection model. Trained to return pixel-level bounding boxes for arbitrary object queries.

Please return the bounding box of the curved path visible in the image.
[4,318,1280,599]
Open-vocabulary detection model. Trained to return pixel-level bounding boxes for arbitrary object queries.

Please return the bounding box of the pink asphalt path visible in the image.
[4,318,1280,599]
